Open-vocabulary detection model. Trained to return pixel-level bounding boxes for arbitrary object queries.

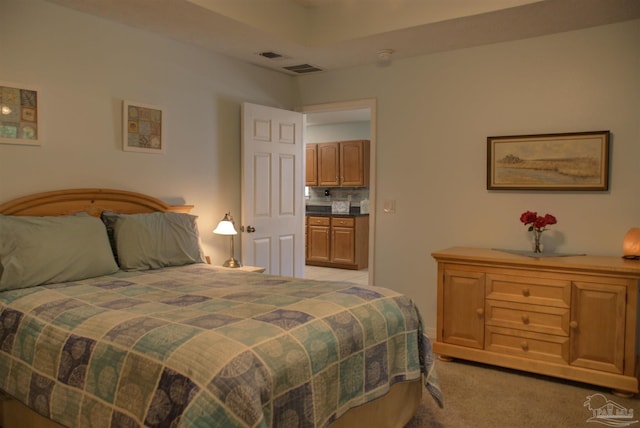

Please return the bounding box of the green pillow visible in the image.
[0,213,119,291]
[102,211,206,271]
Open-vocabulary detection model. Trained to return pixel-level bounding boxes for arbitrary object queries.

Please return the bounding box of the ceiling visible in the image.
[46,0,640,76]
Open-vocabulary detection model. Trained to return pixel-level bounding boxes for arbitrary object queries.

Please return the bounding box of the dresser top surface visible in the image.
[432,247,640,277]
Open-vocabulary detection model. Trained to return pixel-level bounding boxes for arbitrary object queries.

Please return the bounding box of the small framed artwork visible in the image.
[0,82,40,146]
[487,130,610,191]
[122,100,164,153]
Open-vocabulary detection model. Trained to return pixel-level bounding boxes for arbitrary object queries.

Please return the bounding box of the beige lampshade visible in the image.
[623,227,640,257]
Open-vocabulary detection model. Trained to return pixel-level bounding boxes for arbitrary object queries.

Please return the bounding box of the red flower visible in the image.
[520,211,557,232]
[520,211,537,225]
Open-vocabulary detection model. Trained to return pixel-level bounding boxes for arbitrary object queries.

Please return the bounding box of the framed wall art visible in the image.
[0,82,40,146]
[123,100,164,153]
[487,130,610,191]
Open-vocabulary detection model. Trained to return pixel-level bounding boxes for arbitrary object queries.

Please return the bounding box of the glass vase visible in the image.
[533,230,543,253]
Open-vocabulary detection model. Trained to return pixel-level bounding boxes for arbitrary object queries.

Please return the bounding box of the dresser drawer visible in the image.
[486,326,569,364]
[331,217,354,227]
[486,273,570,307]
[485,300,570,336]
[308,216,330,226]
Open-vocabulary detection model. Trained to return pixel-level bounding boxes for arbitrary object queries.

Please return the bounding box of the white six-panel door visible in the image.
[241,102,304,277]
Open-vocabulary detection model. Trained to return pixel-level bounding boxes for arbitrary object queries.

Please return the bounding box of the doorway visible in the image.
[301,99,376,285]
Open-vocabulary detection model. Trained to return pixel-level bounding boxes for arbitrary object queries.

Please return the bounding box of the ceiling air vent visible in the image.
[283,64,323,74]
[258,51,285,59]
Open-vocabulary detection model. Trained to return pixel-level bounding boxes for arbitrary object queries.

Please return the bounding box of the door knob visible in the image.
[246,225,256,233]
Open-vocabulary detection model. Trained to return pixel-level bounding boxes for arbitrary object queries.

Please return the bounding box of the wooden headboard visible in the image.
[0,188,193,216]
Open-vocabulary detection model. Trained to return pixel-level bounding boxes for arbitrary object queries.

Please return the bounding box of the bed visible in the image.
[0,188,442,428]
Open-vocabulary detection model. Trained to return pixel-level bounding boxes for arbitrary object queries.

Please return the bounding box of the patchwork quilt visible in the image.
[0,264,442,427]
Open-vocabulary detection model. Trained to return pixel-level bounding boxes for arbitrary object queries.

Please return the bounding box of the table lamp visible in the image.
[213,212,240,267]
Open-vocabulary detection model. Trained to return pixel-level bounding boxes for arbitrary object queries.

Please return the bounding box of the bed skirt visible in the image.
[330,379,422,428]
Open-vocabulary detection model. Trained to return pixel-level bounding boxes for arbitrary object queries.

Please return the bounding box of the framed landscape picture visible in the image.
[123,100,164,153]
[0,83,40,146]
[487,130,610,191]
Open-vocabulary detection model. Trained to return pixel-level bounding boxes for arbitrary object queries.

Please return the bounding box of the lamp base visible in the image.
[223,258,241,268]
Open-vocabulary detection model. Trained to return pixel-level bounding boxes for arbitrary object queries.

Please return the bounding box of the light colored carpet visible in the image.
[406,358,640,427]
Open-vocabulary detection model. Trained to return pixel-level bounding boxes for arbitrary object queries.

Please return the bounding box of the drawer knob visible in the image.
[521,341,529,351]
[521,315,530,324]
[522,288,530,297]
[476,308,484,316]
[570,321,579,329]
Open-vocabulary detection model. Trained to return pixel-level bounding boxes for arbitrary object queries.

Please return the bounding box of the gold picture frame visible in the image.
[122,100,164,154]
[0,82,40,146]
[487,130,610,191]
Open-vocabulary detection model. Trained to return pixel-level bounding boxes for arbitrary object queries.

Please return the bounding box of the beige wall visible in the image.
[0,0,296,265]
[305,122,371,143]
[296,20,640,328]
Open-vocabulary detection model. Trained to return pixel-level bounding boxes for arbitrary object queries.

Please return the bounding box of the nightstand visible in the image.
[222,265,266,273]
[205,256,265,272]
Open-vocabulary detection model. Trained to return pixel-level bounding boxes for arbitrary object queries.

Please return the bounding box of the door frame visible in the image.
[300,98,377,285]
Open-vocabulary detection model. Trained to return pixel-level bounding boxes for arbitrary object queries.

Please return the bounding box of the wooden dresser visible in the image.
[432,247,640,395]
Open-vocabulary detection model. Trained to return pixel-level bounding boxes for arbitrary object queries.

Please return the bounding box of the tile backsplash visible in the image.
[306,187,369,204]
